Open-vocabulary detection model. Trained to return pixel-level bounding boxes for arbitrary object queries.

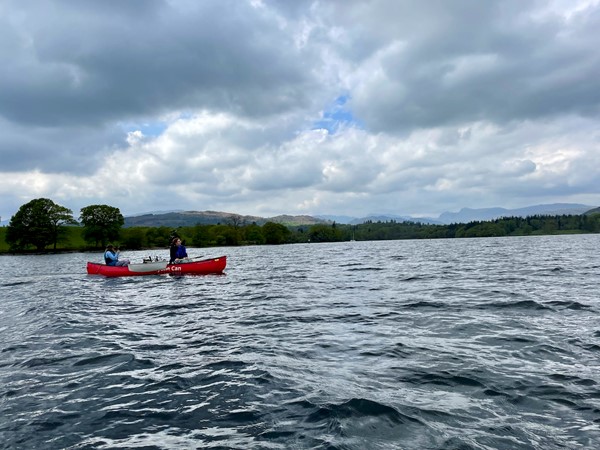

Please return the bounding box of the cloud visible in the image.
[0,0,325,177]
[343,1,600,133]
[1,0,319,125]
[1,0,599,221]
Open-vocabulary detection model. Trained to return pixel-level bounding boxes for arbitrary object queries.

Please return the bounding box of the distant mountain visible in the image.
[585,207,600,215]
[437,203,595,224]
[348,214,440,225]
[125,211,260,227]
[268,215,330,226]
[318,203,597,225]
[124,210,329,227]
[315,214,356,224]
[438,207,510,224]
[316,214,440,225]
[122,203,597,228]
[128,209,184,216]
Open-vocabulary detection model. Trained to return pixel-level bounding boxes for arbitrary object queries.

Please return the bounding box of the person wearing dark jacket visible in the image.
[169,238,189,263]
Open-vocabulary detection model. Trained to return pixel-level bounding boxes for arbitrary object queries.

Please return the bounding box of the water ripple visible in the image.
[1,236,600,448]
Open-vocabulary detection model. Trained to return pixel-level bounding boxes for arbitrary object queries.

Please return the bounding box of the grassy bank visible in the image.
[0,226,97,254]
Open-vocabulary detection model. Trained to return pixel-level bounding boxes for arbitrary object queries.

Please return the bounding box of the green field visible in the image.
[0,226,92,253]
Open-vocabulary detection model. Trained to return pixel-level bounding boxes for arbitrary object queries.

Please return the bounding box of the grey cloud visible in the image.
[0,0,326,177]
[1,0,599,220]
[0,0,319,128]
[0,118,122,174]
[336,1,600,132]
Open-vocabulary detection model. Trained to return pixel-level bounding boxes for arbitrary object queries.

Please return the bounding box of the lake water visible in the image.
[1,235,599,449]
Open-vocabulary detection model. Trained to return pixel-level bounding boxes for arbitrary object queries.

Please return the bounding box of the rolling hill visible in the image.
[122,203,598,228]
[124,211,330,227]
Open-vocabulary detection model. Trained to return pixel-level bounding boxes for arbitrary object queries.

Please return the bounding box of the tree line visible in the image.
[2,197,599,253]
[98,212,600,249]
[4,198,124,252]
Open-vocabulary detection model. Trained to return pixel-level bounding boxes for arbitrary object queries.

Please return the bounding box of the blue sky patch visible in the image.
[313,95,364,134]
[120,120,168,138]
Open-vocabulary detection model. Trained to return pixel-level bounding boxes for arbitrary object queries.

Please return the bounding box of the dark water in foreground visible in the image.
[1,235,599,449]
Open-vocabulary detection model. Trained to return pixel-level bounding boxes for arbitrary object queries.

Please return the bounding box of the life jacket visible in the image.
[176,245,187,259]
[105,251,116,266]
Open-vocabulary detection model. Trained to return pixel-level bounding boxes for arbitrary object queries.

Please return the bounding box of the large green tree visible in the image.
[307,223,343,243]
[79,204,124,247]
[6,198,76,251]
[262,222,291,244]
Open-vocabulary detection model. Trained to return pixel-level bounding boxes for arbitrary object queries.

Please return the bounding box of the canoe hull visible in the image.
[87,256,226,277]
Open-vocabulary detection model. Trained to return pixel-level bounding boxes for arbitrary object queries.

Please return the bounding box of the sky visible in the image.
[1,0,600,222]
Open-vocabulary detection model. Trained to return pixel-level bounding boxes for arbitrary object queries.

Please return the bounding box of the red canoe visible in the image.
[87,256,227,277]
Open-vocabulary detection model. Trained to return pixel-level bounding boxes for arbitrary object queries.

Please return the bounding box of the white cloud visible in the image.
[1,0,599,221]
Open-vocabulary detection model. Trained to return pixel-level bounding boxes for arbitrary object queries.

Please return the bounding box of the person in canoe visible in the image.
[169,237,189,263]
[104,244,130,266]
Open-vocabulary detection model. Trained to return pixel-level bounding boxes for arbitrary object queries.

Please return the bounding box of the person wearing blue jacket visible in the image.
[169,238,189,263]
[104,244,130,266]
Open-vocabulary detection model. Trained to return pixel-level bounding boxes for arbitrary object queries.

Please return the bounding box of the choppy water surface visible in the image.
[1,235,599,449]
